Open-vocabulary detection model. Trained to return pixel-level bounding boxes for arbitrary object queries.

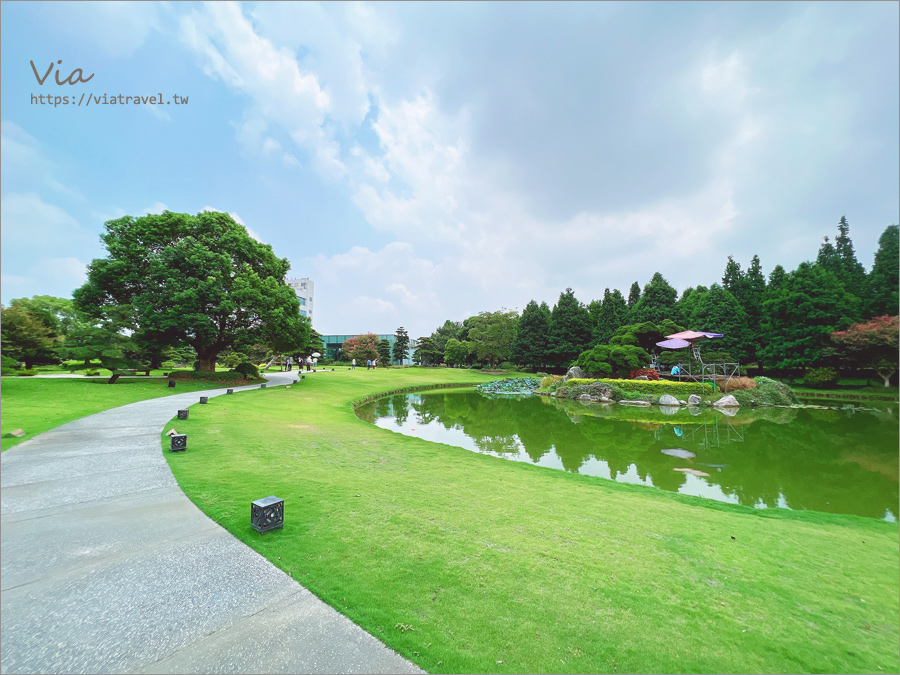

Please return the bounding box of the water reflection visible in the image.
[355,391,899,520]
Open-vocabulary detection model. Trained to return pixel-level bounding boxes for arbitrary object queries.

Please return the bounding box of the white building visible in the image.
[286,276,314,324]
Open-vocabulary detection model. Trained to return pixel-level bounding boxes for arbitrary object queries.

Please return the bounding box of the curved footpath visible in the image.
[0,371,422,674]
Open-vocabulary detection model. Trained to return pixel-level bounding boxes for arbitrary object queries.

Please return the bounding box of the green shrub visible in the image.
[540,374,565,390]
[469,364,483,370]
[574,344,650,377]
[729,377,799,406]
[233,362,261,380]
[84,369,101,376]
[599,378,705,397]
[803,367,839,389]
[2,354,22,375]
[16,369,38,376]
[497,361,515,370]
[168,369,262,383]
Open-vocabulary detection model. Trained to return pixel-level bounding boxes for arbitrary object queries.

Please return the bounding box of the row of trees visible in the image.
[411,219,898,382]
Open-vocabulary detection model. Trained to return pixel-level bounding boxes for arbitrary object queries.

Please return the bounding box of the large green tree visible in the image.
[467,309,519,368]
[592,289,628,347]
[866,224,899,317]
[547,288,592,369]
[412,336,441,366]
[73,211,307,371]
[630,272,679,324]
[511,300,550,368]
[758,263,860,371]
[342,333,380,362]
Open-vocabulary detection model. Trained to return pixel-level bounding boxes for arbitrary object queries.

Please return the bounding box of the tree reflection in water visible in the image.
[356,391,899,520]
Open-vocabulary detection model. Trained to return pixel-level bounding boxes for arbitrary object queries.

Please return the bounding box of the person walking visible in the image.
[306,356,312,372]
[373,359,377,369]
[312,357,318,371]
[366,359,372,370]
[351,358,356,370]
[286,355,293,372]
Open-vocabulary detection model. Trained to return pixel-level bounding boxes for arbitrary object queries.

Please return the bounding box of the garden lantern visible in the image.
[167,380,176,388]
[227,389,234,394]
[170,434,187,452]
[199,397,208,404]
[177,409,189,420]
[251,496,284,533]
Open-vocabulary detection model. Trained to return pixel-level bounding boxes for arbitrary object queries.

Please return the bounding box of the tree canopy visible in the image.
[547,288,592,368]
[467,309,519,368]
[831,315,899,387]
[73,210,308,371]
[511,300,550,369]
[630,272,678,324]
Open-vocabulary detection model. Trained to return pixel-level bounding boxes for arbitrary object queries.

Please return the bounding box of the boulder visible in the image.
[713,395,740,408]
[578,394,593,401]
[565,366,585,381]
[599,396,611,403]
[633,375,649,380]
[658,394,680,406]
[688,394,702,406]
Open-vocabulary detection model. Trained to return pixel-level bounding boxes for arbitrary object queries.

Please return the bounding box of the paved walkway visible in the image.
[0,372,421,674]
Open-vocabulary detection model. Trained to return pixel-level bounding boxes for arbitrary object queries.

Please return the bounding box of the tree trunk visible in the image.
[877,369,896,387]
[194,346,220,372]
[107,373,121,384]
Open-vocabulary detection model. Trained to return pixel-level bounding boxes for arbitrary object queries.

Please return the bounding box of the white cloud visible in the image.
[0,192,91,247]
[37,1,160,58]
[179,1,345,178]
[141,201,168,215]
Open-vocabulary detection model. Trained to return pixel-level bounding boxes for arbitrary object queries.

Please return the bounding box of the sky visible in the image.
[1,1,897,340]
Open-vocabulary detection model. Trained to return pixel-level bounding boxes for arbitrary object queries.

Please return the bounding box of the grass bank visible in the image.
[162,368,898,673]
[0,376,256,451]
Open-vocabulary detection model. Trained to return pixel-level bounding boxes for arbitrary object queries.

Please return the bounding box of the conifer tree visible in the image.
[547,288,592,369]
[630,273,678,324]
[511,300,551,369]
[867,224,899,316]
[592,289,628,346]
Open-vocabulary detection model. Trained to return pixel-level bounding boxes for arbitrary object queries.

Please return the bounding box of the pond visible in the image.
[355,390,899,521]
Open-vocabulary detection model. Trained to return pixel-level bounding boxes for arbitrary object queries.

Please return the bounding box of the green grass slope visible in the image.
[159,368,898,673]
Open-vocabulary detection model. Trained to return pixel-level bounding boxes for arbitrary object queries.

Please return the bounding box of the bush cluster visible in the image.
[718,376,756,392]
[16,369,38,376]
[167,369,262,383]
[595,378,706,396]
[728,377,799,406]
[1,355,20,376]
[234,362,260,380]
[803,367,839,389]
[540,374,565,390]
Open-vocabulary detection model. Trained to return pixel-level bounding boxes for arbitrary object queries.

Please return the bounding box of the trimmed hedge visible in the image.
[567,378,708,396]
[167,369,264,385]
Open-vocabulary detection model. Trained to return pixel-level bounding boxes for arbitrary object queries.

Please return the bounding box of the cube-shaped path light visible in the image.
[199,396,208,404]
[260,383,267,389]
[227,389,234,394]
[251,496,284,533]
[170,434,187,452]
[177,409,189,420]
[168,380,176,388]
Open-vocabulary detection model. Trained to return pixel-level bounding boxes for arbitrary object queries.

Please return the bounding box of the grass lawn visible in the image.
[0,377,249,451]
[162,368,899,674]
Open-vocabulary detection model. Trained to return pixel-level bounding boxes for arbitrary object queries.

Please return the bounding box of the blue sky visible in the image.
[1,1,897,339]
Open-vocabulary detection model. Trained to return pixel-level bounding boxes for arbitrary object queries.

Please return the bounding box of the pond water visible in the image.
[355,390,899,521]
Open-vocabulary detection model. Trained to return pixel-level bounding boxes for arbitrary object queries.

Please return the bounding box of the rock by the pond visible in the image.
[619,400,651,407]
[679,400,687,405]
[673,467,711,477]
[662,448,696,459]
[713,395,740,407]
[658,394,680,406]
[4,429,26,438]
[599,396,611,403]
[633,375,649,380]
[688,394,702,405]
[565,366,585,381]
